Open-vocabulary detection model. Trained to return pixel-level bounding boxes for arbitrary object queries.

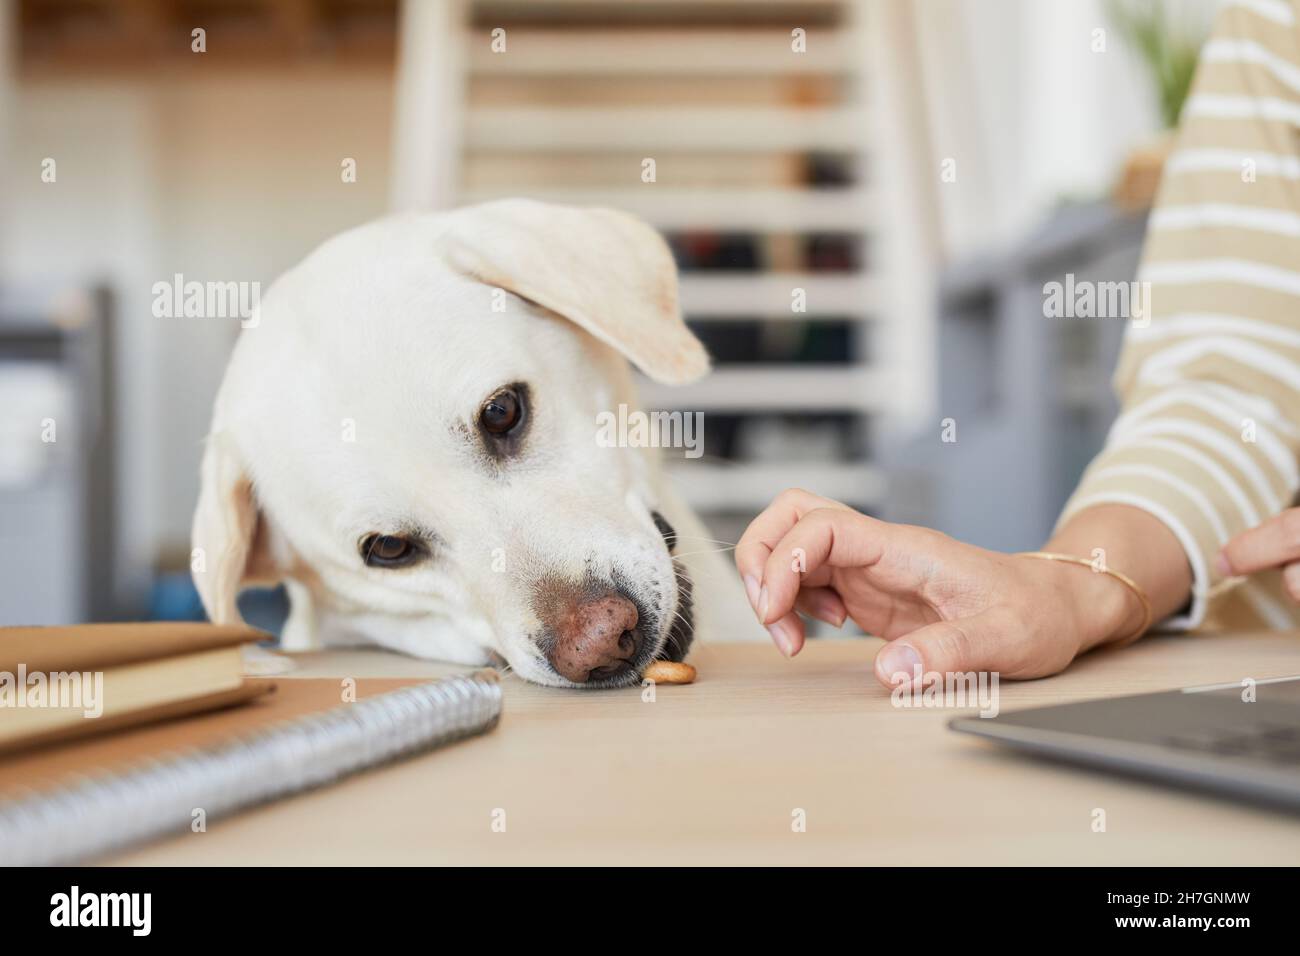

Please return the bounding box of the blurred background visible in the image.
[0,0,1215,630]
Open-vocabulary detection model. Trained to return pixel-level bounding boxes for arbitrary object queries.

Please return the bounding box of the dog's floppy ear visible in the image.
[191,431,280,625]
[437,199,709,384]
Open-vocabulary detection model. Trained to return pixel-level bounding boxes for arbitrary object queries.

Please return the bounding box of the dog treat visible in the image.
[642,661,696,684]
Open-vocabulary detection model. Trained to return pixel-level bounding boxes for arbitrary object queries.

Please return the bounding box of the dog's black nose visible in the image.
[543,590,640,683]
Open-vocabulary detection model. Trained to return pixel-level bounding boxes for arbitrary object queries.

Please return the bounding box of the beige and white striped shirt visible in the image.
[1060,0,1300,631]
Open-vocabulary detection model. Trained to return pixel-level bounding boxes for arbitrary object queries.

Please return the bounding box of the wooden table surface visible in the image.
[111,631,1300,865]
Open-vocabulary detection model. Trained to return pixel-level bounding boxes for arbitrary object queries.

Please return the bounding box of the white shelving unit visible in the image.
[458,187,876,231]
[392,0,937,522]
[677,274,878,317]
[666,460,887,512]
[465,106,868,150]
[464,28,858,75]
[639,367,887,413]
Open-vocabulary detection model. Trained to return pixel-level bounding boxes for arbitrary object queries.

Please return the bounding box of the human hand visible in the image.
[734,489,1147,688]
[1218,509,1300,602]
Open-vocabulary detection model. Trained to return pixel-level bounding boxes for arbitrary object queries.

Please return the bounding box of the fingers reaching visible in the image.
[873,606,1072,690]
[736,489,877,657]
[1219,510,1300,575]
[769,587,853,657]
[766,611,805,658]
[795,586,847,629]
[874,618,984,688]
[757,507,883,626]
[734,488,849,588]
[1284,562,1300,603]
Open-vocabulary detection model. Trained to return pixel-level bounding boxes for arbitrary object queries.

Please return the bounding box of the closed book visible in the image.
[0,623,266,752]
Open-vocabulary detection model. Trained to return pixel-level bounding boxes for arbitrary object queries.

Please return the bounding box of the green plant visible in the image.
[1106,0,1208,128]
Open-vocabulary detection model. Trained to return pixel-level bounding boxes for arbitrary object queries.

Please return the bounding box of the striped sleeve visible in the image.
[1059,0,1300,631]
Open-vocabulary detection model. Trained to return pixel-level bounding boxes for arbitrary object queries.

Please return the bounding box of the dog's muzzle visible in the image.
[533,511,693,686]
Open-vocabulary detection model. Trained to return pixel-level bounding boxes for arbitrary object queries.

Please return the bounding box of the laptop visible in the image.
[949,675,1300,810]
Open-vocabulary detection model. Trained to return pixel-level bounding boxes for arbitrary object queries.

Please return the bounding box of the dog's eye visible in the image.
[480,387,523,436]
[360,533,418,568]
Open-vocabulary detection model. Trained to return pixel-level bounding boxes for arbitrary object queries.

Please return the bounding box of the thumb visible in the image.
[873,614,1000,690]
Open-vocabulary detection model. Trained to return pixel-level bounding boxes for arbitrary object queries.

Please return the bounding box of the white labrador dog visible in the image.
[192,199,759,686]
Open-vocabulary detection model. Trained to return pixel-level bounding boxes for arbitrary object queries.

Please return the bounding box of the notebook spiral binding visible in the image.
[0,669,503,866]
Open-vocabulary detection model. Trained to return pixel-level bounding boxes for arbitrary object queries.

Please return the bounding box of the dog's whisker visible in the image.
[671,548,736,559]
[670,534,739,547]
[670,546,736,559]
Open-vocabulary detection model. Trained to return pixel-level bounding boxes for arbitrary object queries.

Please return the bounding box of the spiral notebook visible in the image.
[0,671,502,866]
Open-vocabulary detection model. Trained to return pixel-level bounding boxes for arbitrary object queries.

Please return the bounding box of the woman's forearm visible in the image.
[1042,504,1194,650]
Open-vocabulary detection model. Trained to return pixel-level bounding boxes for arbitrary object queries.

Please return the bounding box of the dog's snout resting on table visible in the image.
[534,509,693,684]
[191,199,757,686]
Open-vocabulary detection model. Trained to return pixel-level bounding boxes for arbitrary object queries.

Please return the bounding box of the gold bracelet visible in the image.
[1016,551,1153,646]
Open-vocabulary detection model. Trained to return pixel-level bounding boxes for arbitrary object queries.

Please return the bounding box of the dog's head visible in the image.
[192,200,709,687]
